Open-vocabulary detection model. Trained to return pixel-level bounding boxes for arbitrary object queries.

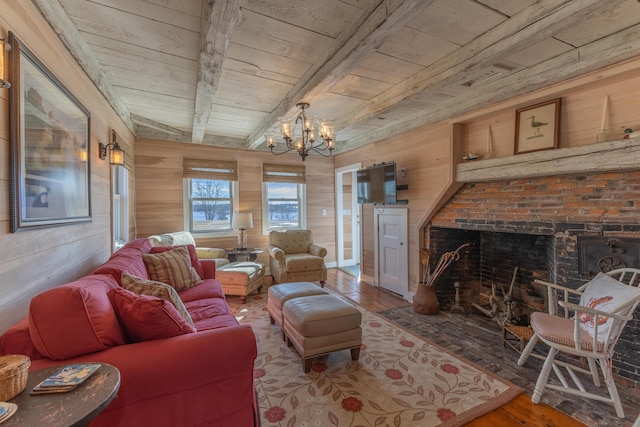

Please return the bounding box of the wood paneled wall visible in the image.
[0,0,134,333]
[334,56,640,297]
[133,139,336,267]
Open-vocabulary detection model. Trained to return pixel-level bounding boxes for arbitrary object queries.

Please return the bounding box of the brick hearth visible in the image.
[424,170,640,386]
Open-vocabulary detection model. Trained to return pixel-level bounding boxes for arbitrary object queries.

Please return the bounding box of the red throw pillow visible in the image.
[109,287,196,343]
[150,244,205,278]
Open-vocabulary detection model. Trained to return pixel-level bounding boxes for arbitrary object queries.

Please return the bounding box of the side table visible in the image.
[7,363,120,427]
[224,248,263,262]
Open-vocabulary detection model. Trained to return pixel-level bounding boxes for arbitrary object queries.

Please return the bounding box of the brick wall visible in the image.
[426,170,640,384]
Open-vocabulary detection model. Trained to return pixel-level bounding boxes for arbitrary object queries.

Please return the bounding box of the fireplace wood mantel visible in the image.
[457,137,640,183]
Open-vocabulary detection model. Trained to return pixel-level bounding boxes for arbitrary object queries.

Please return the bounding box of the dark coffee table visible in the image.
[224,248,263,262]
[7,363,120,426]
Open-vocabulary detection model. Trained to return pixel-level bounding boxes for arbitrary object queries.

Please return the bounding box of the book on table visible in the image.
[31,363,101,394]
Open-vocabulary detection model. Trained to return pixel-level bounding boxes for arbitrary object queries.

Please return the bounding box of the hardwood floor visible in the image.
[325,268,587,427]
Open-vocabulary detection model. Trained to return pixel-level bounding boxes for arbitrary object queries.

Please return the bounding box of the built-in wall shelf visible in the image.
[396,184,408,191]
[457,137,640,183]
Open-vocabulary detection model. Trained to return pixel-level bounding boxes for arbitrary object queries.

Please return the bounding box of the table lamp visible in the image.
[233,212,253,250]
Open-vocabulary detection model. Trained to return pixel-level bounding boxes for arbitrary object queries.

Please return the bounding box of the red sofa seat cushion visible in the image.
[109,287,196,342]
[178,279,225,303]
[93,238,152,285]
[28,275,126,360]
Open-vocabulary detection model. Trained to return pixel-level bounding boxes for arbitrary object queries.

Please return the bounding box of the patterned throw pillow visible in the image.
[142,246,203,292]
[121,273,195,327]
[578,272,640,343]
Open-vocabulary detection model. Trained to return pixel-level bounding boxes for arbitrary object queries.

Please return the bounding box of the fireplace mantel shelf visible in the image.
[457,137,640,183]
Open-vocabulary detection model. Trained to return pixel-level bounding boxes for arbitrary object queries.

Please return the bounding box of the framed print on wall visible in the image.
[8,32,91,232]
[514,98,561,155]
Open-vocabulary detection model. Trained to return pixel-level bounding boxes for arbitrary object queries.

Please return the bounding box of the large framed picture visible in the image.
[8,32,91,232]
[514,98,561,155]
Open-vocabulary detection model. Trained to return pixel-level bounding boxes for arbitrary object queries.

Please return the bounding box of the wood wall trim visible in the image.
[457,137,640,182]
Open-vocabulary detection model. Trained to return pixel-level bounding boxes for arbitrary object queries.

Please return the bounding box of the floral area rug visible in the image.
[228,292,522,427]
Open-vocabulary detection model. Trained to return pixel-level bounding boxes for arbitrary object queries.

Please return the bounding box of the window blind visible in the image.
[262,163,306,184]
[183,159,238,181]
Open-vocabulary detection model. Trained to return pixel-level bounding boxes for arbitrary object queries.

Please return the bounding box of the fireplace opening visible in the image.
[429,227,552,325]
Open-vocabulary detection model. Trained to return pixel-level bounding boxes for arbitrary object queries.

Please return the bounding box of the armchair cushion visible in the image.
[285,253,326,273]
[578,272,640,341]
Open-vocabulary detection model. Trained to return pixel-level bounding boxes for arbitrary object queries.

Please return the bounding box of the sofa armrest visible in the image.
[196,247,227,260]
[201,259,217,279]
[29,324,258,423]
[308,244,327,258]
[266,245,285,262]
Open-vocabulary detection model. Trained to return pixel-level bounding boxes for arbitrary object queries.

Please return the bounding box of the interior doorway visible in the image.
[335,163,362,270]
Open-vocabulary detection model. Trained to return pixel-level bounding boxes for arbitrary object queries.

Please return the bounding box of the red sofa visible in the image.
[0,239,258,426]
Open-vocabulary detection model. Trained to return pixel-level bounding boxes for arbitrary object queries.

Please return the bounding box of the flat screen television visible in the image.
[357,163,397,204]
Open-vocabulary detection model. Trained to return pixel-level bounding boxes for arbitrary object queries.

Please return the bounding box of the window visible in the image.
[112,165,129,250]
[262,163,306,233]
[183,159,238,236]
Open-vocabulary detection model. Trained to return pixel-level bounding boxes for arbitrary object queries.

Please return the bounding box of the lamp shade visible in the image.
[233,212,253,230]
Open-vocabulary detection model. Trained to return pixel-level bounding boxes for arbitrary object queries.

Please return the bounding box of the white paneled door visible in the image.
[375,208,408,297]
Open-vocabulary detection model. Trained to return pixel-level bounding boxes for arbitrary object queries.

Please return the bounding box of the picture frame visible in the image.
[8,32,91,232]
[514,98,561,155]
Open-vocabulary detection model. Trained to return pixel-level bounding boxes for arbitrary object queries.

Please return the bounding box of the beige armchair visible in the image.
[266,230,327,287]
[147,231,230,268]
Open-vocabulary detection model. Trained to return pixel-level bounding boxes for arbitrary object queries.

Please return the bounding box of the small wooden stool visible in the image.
[502,324,534,353]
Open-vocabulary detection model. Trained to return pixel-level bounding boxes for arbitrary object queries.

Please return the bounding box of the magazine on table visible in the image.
[31,363,101,394]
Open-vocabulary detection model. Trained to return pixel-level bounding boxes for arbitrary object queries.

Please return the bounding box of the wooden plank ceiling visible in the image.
[33,0,640,153]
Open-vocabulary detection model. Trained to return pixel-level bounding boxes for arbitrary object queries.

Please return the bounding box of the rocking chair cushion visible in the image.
[578,272,640,342]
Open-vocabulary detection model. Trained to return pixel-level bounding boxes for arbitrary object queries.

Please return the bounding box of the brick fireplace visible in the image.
[424,170,640,385]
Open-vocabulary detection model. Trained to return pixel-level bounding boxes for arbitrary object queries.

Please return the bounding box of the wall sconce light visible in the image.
[0,38,11,89]
[99,130,125,166]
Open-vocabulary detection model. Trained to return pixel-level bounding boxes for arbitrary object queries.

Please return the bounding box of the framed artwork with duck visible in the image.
[514,98,561,155]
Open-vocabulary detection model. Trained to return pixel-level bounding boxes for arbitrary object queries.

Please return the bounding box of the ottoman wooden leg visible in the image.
[320,281,326,288]
[303,358,313,373]
[268,314,275,324]
[351,347,361,361]
[240,296,247,303]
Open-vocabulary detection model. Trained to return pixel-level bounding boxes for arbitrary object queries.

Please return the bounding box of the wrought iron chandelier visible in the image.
[264,102,335,161]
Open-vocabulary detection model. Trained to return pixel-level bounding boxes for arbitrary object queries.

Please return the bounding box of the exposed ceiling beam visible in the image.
[192,0,241,143]
[246,0,437,149]
[31,0,135,133]
[131,114,185,136]
[137,125,246,148]
[334,0,625,136]
[340,23,640,151]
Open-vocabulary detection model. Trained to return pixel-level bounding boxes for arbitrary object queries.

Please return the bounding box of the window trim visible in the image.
[183,178,238,238]
[261,181,306,235]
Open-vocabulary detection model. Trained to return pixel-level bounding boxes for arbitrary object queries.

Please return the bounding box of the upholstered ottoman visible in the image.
[217,261,265,303]
[267,282,328,338]
[283,294,362,373]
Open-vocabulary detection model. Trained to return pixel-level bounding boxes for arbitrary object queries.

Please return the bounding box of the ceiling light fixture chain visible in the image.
[264,102,335,161]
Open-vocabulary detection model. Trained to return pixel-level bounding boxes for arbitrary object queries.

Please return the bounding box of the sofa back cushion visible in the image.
[109,287,196,342]
[269,230,313,254]
[94,238,152,285]
[28,275,126,360]
[0,318,43,360]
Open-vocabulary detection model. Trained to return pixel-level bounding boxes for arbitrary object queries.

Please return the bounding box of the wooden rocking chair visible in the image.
[517,268,640,418]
